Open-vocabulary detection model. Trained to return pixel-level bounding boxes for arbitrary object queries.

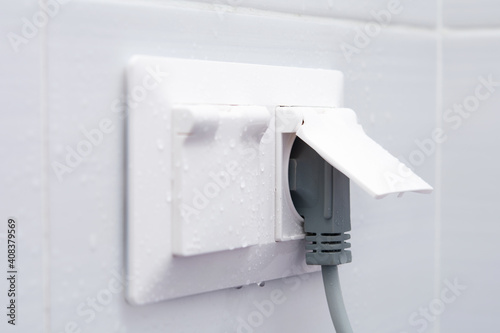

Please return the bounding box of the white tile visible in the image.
[443,0,500,28]
[342,30,437,332]
[338,29,436,332]
[46,0,436,332]
[441,32,500,332]
[0,1,45,332]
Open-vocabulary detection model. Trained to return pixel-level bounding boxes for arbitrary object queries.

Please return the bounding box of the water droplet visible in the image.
[240,181,245,189]
[157,139,164,151]
[370,112,376,123]
[257,281,265,287]
[89,234,97,251]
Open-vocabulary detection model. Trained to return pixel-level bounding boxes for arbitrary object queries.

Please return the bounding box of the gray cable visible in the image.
[322,265,353,333]
[288,139,353,331]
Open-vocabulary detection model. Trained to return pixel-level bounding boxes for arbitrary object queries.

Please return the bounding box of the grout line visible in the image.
[434,0,443,333]
[104,0,500,35]
[441,27,500,37]
[40,0,51,332]
[441,26,500,34]
[93,0,438,33]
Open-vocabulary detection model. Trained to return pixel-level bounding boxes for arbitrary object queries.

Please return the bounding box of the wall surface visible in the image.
[0,0,498,332]
[440,17,500,333]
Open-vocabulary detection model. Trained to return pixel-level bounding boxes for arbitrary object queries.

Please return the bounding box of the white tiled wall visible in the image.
[0,1,45,332]
[443,0,500,28]
[440,32,500,333]
[1,0,499,332]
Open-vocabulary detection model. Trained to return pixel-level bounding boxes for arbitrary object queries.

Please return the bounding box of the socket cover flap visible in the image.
[277,107,433,198]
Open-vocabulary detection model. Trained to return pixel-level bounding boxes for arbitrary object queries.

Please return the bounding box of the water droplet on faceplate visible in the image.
[89,234,97,251]
[257,281,265,287]
[157,139,164,150]
[240,181,245,189]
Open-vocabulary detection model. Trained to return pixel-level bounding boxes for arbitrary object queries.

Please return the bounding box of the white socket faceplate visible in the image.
[126,56,344,304]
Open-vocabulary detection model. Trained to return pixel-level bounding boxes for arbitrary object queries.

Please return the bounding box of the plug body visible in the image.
[289,137,352,266]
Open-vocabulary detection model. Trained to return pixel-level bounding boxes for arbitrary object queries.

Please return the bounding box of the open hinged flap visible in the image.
[281,107,433,198]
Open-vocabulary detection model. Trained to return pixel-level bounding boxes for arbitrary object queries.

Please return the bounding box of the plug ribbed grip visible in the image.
[305,232,352,266]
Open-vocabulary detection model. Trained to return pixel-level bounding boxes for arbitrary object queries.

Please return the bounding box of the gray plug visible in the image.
[289,137,352,266]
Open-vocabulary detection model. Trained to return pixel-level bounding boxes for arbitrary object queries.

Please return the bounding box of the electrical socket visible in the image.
[126,56,343,304]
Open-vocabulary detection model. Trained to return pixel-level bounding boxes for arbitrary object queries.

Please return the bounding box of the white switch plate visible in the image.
[126,56,344,304]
